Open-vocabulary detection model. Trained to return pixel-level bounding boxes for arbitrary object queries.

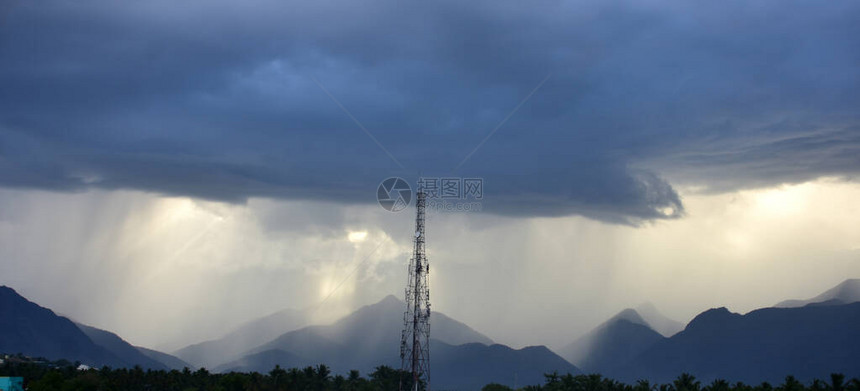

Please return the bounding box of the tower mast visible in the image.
[400,191,430,391]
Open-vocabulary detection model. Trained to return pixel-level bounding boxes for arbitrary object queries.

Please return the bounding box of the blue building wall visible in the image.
[0,377,24,391]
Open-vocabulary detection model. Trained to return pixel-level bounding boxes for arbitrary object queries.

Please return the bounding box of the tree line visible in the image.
[1,358,858,391]
[493,372,860,391]
[0,360,418,391]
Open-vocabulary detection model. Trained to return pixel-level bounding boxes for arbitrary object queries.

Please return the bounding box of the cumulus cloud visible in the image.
[0,0,858,224]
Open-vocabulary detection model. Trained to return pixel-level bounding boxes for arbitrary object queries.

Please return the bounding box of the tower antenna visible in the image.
[400,191,430,391]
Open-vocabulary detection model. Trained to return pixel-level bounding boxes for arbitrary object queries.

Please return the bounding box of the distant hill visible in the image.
[220,327,351,373]
[174,307,313,369]
[635,303,684,337]
[0,286,122,367]
[433,342,577,390]
[218,295,574,389]
[218,349,305,373]
[558,308,664,373]
[198,295,492,371]
[0,285,189,370]
[136,346,194,370]
[75,323,168,370]
[221,295,493,372]
[619,302,860,383]
[775,279,860,308]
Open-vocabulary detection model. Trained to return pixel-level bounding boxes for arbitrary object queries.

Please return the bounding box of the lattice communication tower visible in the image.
[400,191,430,391]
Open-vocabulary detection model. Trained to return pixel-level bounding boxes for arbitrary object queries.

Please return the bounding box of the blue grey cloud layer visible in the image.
[1,0,858,223]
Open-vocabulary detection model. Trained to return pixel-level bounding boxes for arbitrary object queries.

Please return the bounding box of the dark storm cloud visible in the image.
[1,0,858,223]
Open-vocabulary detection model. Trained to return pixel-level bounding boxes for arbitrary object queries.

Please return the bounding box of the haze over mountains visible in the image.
[176,295,495,371]
[622,302,860,383]
[174,307,314,370]
[634,303,684,337]
[0,286,121,367]
[0,286,185,370]
[556,301,685,373]
[2,279,859,389]
[214,295,574,389]
[557,279,860,383]
[775,279,860,308]
[0,287,575,390]
[559,308,665,373]
[74,323,170,370]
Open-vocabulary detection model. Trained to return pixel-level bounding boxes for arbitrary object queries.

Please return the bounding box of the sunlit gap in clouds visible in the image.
[348,230,368,243]
[141,198,229,280]
[309,229,404,326]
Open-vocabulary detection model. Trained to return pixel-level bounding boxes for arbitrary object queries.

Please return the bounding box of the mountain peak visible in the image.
[635,302,685,337]
[775,278,860,308]
[702,306,732,315]
[360,294,403,313]
[0,285,45,312]
[685,307,738,332]
[0,285,21,296]
[558,308,664,373]
[609,308,647,326]
[624,301,860,383]
[0,285,129,367]
[834,278,860,293]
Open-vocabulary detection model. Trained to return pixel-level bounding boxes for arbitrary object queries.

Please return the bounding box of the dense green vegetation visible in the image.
[512,372,860,391]
[1,356,858,391]
[0,355,419,391]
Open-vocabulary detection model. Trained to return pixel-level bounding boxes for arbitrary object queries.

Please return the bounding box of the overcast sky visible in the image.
[0,0,859,351]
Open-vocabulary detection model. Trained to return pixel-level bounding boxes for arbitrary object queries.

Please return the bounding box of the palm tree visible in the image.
[778,376,804,391]
[756,382,773,391]
[831,374,846,391]
[672,373,701,391]
[811,379,826,391]
[270,364,287,387]
[347,369,363,391]
[704,379,730,391]
[483,383,515,391]
[584,373,604,391]
[333,374,346,391]
[315,363,332,391]
[544,371,561,386]
[634,379,655,391]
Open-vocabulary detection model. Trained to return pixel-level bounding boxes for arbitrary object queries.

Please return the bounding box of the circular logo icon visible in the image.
[377,177,412,212]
